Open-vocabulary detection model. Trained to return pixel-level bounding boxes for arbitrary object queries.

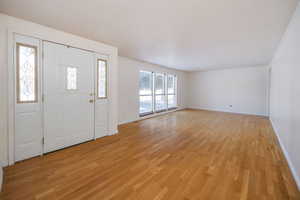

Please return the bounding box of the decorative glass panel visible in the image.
[98,59,107,98]
[140,96,153,114]
[155,73,165,95]
[17,44,37,103]
[67,67,77,90]
[139,71,152,95]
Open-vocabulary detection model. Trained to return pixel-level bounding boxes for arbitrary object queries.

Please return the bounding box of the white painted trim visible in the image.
[119,119,137,125]
[109,129,119,135]
[7,29,15,166]
[6,21,118,165]
[270,119,300,190]
[187,106,268,117]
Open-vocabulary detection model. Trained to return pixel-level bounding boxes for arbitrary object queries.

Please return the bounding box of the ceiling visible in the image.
[0,0,298,71]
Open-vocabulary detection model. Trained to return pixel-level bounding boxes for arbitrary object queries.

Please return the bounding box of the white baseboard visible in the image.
[118,118,138,125]
[109,129,118,135]
[187,106,268,117]
[270,119,300,190]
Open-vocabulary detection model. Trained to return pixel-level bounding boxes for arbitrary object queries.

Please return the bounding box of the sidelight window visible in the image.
[16,43,38,103]
[97,59,108,98]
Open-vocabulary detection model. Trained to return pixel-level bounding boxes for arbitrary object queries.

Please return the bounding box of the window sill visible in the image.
[155,109,167,113]
[139,112,154,117]
[167,107,178,110]
[139,107,179,118]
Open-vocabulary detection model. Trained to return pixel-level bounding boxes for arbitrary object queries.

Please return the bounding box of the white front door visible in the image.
[43,42,95,153]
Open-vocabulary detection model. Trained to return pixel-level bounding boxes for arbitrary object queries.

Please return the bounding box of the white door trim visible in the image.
[8,32,45,165]
[7,29,116,166]
[7,29,15,166]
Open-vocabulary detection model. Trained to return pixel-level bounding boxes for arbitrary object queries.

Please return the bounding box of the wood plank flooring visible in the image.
[1,109,299,200]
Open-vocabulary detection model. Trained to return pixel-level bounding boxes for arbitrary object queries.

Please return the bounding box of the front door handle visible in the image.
[89,99,94,103]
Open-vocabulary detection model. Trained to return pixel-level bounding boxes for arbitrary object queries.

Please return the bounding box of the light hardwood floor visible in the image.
[1,109,299,200]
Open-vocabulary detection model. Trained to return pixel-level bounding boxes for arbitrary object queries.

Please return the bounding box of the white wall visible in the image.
[269,2,300,189]
[187,66,269,116]
[0,13,119,166]
[118,56,188,124]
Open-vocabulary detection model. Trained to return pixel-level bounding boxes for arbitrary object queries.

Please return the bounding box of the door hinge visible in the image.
[42,137,45,145]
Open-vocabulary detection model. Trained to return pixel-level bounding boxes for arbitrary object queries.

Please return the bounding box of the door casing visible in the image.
[9,33,111,164]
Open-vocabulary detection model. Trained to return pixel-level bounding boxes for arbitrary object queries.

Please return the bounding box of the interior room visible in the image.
[0,0,300,199]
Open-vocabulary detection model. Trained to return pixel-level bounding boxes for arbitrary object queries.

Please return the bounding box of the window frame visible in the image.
[167,74,177,109]
[16,42,38,104]
[139,70,178,117]
[154,72,167,112]
[97,58,108,99]
[139,71,154,116]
